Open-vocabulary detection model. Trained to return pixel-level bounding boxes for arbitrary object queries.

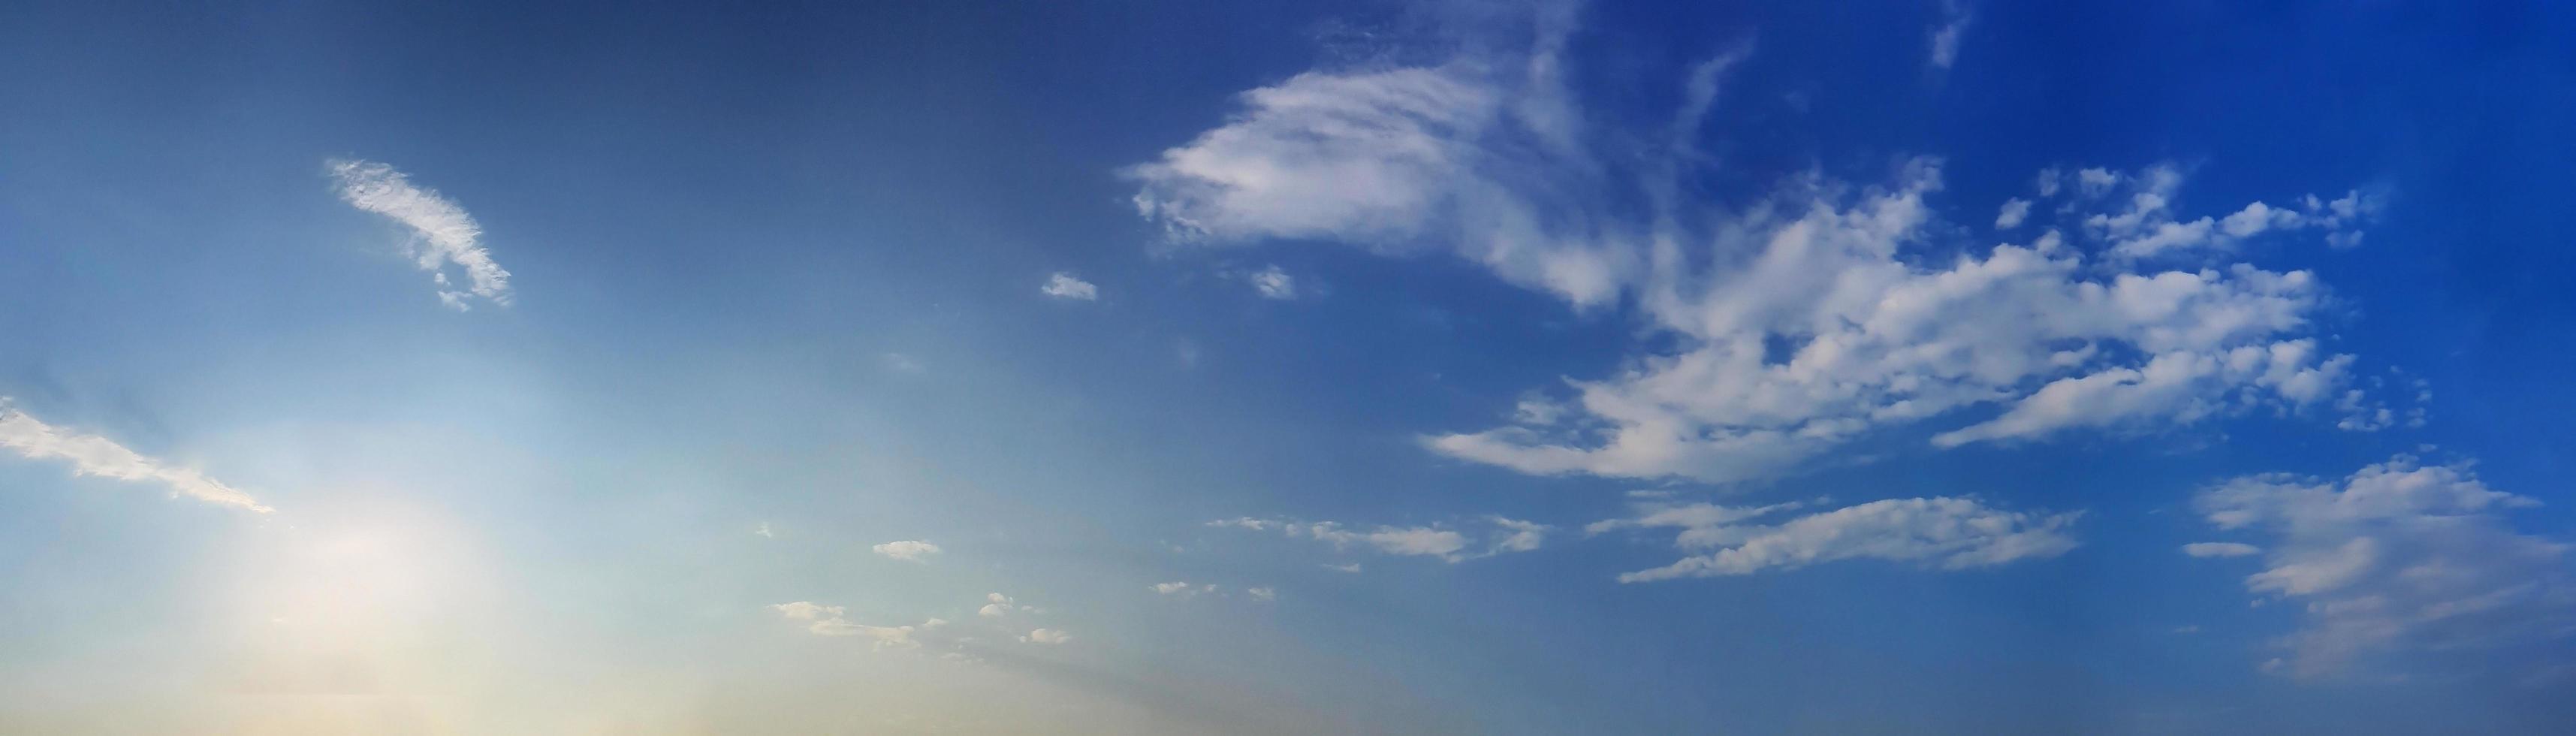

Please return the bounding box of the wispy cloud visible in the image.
[1592,496,2078,582]
[1244,264,1297,300]
[1126,12,2386,485]
[0,401,270,513]
[1041,272,1099,300]
[769,602,940,650]
[2191,457,2574,678]
[327,158,513,310]
[1928,1,1972,70]
[2179,541,2260,558]
[1208,515,1549,563]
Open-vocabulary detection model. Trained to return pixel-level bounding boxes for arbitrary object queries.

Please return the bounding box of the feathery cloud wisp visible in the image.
[327,158,513,310]
[0,402,270,513]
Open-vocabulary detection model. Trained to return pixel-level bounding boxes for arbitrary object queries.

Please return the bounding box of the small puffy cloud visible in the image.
[2192,457,2574,678]
[1244,264,1298,300]
[0,401,271,513]
[872,540,943,563]
[1323,562,1362,573]
[1593,496,2080,583]
[1246,587,1277,602]
[1150,581,1215,598]
[2181,541,2261,558]
[1041,272,1099,300]
[754,522,774,538]
[1022,628,1072,645]
[1213,515,1546,563]
[327,158,512,310]
[978,592,1036,618]
[1995,198,2031,229]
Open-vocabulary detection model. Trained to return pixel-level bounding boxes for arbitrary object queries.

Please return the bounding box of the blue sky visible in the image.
[4,1,2574,733]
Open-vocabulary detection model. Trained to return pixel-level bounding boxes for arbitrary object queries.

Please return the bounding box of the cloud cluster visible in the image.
[327,158,513,310]
[0,401,270,513]
[1127,23,2385,484]
[1208,515,1549,563]
[2189,457,2574,678]
[872,539,943,563]
[1590,496,2079,582]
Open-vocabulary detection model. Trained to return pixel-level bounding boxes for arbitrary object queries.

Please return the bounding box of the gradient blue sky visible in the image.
[5,1,2574,734]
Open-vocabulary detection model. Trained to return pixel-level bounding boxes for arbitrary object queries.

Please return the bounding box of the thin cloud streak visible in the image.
[0,401,271,513]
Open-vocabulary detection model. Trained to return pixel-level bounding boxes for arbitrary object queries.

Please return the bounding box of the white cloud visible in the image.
[2191,457,2574,678]
[1150,581,1214,598]
[1041,272,1099,300]
[1246,587,1277,602]
[327,158,512,310]
[1995,198,2031,229]
[882,352,925,373]
[1323,562,1363,573]
[1244,264,1298,300]
[1210,515,1546,563]
[978,592,1036,618]
[754,522,774,538]
[1022,628,1072,645]
[1124,21,1635,309]
[768,602,930,650]
[2181,541,2261,558]
[0,402,270,513]
[1594,496,2079,582]
[1489,516,1550,553]
[1928,1,1971,70]
[1126,14,2385,486]
[872,540,943,562]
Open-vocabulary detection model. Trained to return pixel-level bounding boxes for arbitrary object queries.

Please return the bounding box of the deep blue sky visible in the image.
[4,1,2574,734]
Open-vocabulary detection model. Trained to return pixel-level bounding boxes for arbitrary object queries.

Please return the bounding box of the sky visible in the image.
[3,1,2574,734]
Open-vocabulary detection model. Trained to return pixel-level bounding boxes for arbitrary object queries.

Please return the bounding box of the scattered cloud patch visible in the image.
[2191,457,2574,678]
[0,401,271,513]
[326,158,513,310]
[1243,264,1299,300]
[1246,587,1277,602]
[1208,515,1549,563]
[1151,581,1216,598]
[1022,628,1072,645]
[2181,541,2261,558]
[1323,562,1363,573]
[882,352,925,373]
[1042,272,1099,300]
[1592,496,2079,582]
[768,602,932,650]
[978,592,1038,618]
[1995,198,2030,229]
[873,540,943,562]
[754,522,774,538]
